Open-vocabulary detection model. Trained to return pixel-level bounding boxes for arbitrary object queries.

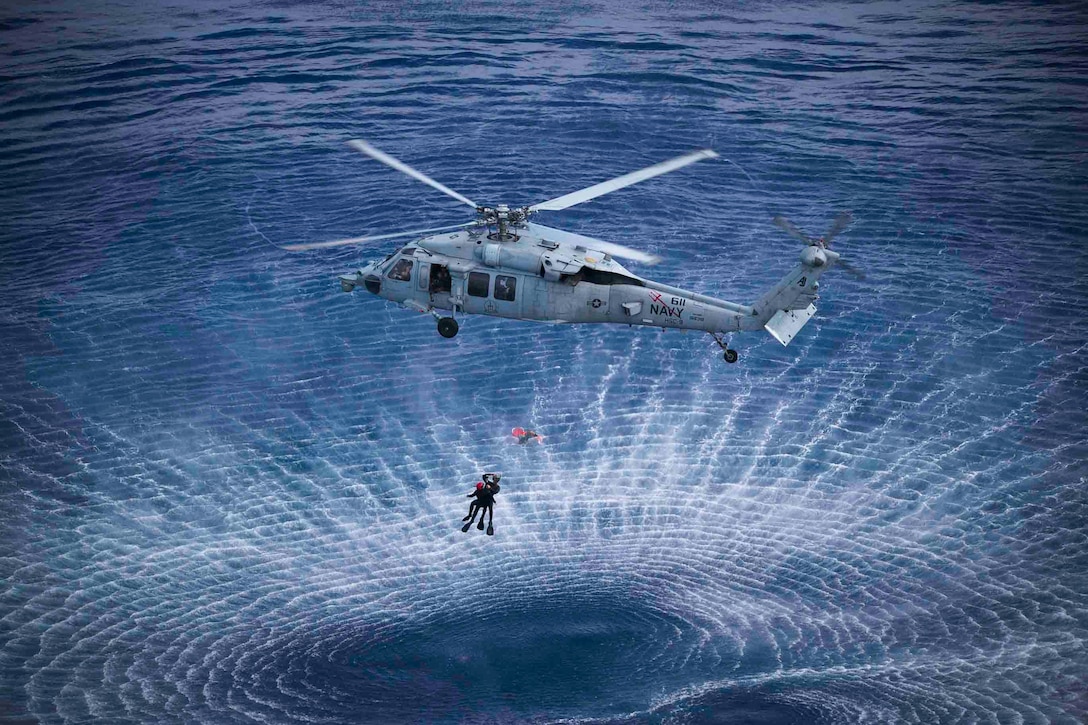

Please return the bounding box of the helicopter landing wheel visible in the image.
[723,348,738,364]
[437,317,459,338]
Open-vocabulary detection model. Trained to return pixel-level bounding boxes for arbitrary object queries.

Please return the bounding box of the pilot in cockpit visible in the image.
[387,257,413,282]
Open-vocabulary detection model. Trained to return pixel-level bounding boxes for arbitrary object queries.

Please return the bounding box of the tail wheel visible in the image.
[437,317,459,338]
[723,348,738,363]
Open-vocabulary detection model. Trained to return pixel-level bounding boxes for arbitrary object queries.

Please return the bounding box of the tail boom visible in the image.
[746,248,840,345]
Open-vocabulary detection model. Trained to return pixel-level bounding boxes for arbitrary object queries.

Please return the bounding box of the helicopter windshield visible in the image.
[376,250,397,269]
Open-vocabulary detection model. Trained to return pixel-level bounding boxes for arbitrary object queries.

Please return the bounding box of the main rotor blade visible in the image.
[772,215,814,244]
[824,211,853,243]
[529,149,718,213]
[282,222,475,251]
[347,140,478,208]
[526,222,661,265]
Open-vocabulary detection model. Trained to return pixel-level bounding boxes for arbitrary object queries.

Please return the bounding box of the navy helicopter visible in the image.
[285,141,861,362]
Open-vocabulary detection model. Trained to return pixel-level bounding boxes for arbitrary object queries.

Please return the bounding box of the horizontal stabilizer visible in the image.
[765,304,817,346]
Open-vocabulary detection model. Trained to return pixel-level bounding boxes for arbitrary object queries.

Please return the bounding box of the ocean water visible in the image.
[2,1,1087,723]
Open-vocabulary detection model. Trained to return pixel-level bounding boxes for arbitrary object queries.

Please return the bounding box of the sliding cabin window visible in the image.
[495,275,517,301]
[468,271,490,298]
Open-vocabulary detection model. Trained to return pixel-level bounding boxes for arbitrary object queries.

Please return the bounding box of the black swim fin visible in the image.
[486,524,494,536]
[461,522,471,533]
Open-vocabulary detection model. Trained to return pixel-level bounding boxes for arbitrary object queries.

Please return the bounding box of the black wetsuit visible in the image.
[469,482,499,527]
[481,483,499,524]
[464,486,484,521]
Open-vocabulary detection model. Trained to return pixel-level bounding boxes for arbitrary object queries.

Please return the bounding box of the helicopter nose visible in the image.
[339,263,382,294]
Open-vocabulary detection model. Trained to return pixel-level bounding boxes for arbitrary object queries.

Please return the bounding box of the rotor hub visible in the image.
[800,245,828,267]
[476,205,530,225]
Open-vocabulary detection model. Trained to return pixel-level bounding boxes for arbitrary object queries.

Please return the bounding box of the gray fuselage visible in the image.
[340,222,835,337]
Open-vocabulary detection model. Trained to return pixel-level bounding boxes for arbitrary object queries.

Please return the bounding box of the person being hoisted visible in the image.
[463,481,485,523]
[462,473,500,535]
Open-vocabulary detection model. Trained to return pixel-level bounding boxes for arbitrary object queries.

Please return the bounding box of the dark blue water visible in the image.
[2,1,1087,723]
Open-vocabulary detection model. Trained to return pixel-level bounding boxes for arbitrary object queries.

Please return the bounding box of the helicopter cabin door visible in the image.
[428,262,453,310]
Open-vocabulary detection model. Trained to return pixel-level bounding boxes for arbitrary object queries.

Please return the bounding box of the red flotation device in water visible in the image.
[511,427,544,444]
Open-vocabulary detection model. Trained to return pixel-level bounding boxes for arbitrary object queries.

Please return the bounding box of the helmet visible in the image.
[476,482,484,490]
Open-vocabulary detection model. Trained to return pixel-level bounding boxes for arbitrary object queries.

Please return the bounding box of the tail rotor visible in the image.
[772,212,864,279]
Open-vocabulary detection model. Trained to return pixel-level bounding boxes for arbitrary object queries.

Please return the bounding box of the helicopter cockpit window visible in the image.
[468,271,490,298]
[495,275,516,302]
[387,258,414,282]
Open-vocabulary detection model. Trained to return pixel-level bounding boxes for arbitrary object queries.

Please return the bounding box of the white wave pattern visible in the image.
[1,2,1087,724]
